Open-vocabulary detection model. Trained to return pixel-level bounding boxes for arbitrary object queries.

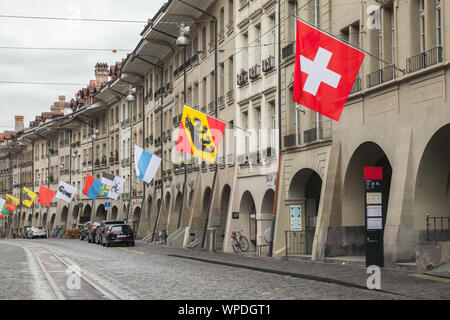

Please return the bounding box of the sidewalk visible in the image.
[140,242,450,300]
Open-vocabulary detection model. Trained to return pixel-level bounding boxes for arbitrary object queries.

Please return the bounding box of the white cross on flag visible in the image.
[293,19,365,121]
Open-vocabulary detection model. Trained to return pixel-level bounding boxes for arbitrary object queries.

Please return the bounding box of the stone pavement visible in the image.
[139,242,450,300]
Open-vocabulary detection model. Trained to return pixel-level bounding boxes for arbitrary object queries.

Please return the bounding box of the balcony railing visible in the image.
[367,65,396,88]
[218,96,225,108]
[350,77,362,94]
[304,127,322,144]
[249,64,261,80]
[407,47,443,73]
[237,69,248,86]
[262,55,275,73]
[282,42,295,59]
[284,134,298,148]
[226,89,234,103]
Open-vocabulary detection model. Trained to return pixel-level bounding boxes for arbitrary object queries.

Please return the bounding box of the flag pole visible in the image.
[293,15,406,75]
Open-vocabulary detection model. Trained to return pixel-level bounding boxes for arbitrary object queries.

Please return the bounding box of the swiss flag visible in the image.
[293,19,365,121]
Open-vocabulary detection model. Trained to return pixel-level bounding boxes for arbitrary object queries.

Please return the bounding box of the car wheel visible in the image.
[102,239,106,247]
[131,241,135,247]
[87,237,91,243]
[105,241,110,247]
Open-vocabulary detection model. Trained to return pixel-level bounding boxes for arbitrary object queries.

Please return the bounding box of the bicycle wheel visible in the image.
[239,236,249,252]
[231,240,240,253]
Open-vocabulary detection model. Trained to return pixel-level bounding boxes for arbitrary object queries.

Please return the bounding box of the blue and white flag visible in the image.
[134,145,162,184]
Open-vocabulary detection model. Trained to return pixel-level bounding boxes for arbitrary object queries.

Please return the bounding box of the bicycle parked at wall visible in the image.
[231,230,249,253]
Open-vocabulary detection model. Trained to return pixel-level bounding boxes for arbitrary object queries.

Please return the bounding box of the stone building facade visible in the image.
[0,0,448,266]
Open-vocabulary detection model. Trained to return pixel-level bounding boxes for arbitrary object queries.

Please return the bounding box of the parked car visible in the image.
[87,222,102,243]
[80,222,91,240]
[102,224,135,247]
[29,226,46,239]
[23,226,32,239]
[96,220,125,245]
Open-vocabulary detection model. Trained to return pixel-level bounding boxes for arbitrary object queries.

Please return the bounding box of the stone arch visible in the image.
[288,169,322,254]
[170,191,183,233]
[132,206,141,233]
[111,206,119,220]
[72,205,80,226]
[216,184,231,250]
[60,206,69,227]
[49,213,56,231]
[122,204,127,220]
[34,211,39,226]
[95,204,106,222]
[340,141,392,257]
[238,191,257,249]
[414,124,450,241]
[42,212,48,228]
[80,204,92,224]
[158,191,171,231]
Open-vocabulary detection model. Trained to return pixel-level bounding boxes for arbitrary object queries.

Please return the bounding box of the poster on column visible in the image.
[290,205,302,231]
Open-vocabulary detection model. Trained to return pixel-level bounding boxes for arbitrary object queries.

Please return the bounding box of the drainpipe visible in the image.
[268,0,282,257]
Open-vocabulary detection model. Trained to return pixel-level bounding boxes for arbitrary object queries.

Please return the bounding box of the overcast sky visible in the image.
[0,0,166,131]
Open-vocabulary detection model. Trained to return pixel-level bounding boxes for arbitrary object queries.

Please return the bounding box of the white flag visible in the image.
[55,181,77,203]
[135,145,161,184]
[108,176,125,200]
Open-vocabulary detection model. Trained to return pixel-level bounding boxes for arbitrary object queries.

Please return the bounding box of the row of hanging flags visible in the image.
[0,20,362,218]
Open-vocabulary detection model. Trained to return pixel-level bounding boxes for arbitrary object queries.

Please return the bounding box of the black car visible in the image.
[80,222,91,240]
[96,220,125,245]
[102,224,135,247]
[87,222,102,243]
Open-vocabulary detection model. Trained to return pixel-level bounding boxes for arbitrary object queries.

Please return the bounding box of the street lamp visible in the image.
[176,22,191,229]
[126,86,136,224]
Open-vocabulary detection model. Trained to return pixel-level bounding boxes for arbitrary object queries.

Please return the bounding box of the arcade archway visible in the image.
[238,191,256,250]
[288,169,322,254]
[341,142,392,257]
[95,204,106,222]
[415,125,450,241]
[80,204,92,224]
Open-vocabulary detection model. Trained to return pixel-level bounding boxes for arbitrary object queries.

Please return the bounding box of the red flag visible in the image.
[84,173,96,196]
[293,19,365,121]
[38,185,56,207]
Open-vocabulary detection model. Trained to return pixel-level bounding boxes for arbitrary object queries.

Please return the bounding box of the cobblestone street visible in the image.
[1,239,448,300]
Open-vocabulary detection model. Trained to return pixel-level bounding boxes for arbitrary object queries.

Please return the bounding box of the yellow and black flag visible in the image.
[22,187,37,208]
[176,105,227,164]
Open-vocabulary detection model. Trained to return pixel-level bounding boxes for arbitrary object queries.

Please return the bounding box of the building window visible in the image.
[420,0,425,52]
[436,0,442,47]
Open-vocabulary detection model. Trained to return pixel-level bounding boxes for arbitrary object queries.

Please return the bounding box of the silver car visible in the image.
[28,227,46,239]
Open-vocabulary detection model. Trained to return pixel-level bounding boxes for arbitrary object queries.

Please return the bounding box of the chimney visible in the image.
[95,62,109,89]
[15,116,24,132]
[58,96,66,103]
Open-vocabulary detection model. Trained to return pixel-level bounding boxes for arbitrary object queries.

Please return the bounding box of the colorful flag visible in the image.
[38,185,56,207]
[134,145,161,184]
[22,187,37,208]
[0,198,7,217]
[84,173,102,200]
[176,105,227,164]
[293,19,365,121]
[55,181,77,203]
[100,171,114,197]
[108,176,125,200]
[5,194,19,212]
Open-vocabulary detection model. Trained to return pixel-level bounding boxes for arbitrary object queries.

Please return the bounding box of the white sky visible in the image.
[0,0,167,131]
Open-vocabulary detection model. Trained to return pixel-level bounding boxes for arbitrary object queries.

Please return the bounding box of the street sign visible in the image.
[364,167,384,267]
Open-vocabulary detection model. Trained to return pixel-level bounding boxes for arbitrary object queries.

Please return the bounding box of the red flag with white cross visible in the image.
[293,19,365,121]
